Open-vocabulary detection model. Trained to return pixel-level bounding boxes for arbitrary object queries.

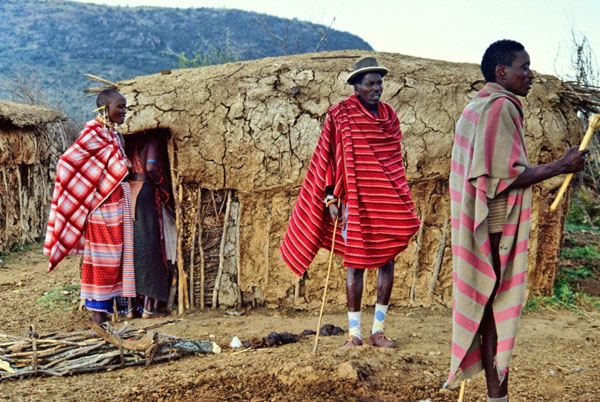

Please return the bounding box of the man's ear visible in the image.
[495,64,506,82]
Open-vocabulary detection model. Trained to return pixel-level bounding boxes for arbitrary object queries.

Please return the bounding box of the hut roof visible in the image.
[0,99,65,128]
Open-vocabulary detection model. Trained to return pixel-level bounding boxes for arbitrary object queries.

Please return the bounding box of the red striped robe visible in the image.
[280,94,420,275]
[448,83,532,385]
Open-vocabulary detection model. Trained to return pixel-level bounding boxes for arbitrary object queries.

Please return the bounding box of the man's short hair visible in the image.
[480,40,525,83]
[96,89,122,108]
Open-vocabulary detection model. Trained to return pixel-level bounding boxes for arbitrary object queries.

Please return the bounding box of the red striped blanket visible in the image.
[43,119,129,272]
[80,182,135,300]
[280,94,420,275]
[448,83,532,385]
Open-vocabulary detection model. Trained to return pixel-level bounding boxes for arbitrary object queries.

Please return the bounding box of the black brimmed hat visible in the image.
[346,57,389,84]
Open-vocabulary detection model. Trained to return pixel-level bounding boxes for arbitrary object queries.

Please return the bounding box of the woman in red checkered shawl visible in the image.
[44,90,135,325]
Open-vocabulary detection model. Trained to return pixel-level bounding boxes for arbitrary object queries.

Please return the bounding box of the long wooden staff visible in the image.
[550,114,600,212]
[312,204,340,353]
[457,379,466,401]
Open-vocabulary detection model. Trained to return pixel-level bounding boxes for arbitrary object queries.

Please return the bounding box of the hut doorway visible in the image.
[123,129,177,312]
[124,129,242,312]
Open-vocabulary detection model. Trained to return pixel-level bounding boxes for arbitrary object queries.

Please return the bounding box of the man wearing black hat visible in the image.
[281,56,421,348]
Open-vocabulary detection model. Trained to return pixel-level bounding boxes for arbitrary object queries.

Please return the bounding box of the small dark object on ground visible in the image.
[243,324,344,349]
[319,324,344,336]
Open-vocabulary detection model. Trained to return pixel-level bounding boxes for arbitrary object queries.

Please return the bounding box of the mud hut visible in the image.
[114,50,583,311]
[0,100,65,253]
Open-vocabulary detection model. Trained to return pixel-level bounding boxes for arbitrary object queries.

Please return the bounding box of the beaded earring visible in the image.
[93,105,108,128]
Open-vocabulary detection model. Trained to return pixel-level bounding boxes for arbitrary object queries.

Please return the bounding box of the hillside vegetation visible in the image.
[0,0,371,119]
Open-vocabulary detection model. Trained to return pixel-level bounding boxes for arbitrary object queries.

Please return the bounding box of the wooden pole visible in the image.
[409,215,425,304]
[84,73,118,87]
[189,186,202,309]
[198,189,206,309]
[177,184,185,315]
[212,190,231,309]
[429,218,449,296]
[457,380,466,402]
[166,137,185,315]
[211,191,220,224]
[16,165,24,246]
[234,198,243,307]
[550,114,600,211]
[2,168,9,247]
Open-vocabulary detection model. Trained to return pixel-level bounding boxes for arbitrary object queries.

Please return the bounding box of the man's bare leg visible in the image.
[341,268,366,347]
[481,233,509,399]
[347,267,365,311]
[369,261,395,347]
[376,260,394,305]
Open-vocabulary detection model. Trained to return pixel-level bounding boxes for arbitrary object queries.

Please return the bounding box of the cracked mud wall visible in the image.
[0,120,62,253]
[120,50,582,308]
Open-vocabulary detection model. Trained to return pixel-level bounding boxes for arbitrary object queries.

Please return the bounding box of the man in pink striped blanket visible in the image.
[448,40,588,401]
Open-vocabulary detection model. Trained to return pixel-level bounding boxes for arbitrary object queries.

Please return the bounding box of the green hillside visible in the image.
[0,0,371,120]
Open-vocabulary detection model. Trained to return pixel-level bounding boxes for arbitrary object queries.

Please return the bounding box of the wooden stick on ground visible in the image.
[312,208,340,353]
[550,114,600,211]
[89,321,157,352]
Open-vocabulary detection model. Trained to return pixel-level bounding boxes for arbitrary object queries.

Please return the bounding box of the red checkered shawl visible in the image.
[281,95,420,276]
[43,119,129,272]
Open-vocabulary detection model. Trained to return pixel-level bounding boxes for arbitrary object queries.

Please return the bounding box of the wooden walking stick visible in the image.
[457,379,466,402]
[312,203,340,353]
[550,114,600,212]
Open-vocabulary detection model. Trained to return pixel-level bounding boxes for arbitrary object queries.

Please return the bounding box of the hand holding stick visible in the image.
[550,114,600,212]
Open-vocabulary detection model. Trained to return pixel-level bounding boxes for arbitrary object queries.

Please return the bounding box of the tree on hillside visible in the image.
[162,29,243,68]
[162,17,336,68]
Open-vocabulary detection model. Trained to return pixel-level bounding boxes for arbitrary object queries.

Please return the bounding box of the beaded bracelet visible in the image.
[324,197,338,208]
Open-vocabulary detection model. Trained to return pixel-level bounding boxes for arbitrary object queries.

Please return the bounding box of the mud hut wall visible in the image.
[120,51,582,309]
[0,123,56,252]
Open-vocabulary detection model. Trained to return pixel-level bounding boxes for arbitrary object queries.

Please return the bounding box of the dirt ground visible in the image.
[1,247,599,402]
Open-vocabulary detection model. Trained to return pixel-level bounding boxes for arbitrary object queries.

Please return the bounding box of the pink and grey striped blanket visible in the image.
[448,82,533,384]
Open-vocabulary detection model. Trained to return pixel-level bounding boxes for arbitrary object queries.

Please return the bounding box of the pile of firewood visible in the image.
[0,320,220,381]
